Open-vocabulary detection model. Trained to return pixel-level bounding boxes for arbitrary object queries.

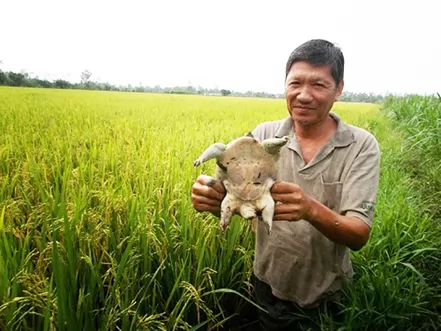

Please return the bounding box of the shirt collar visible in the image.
[274,112,355,148]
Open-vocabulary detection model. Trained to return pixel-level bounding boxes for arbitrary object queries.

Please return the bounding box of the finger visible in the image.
[273,213,300,221]
[192,182,225,201]
[271,181,301,194]
[191,193,221,207]
[274,203,299,215]
[272,193,295,204]
[197,175,226,194]
[193,203,221,215]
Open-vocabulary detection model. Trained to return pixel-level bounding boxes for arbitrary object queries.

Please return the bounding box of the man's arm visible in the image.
[271,183,370,250]
[272,134,381,251]
[307,197,371,251]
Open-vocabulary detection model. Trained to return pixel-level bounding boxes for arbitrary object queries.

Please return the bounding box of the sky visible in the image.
[1,0,440,95]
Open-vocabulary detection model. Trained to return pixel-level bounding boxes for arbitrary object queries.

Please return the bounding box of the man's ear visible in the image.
[335,80,344,101]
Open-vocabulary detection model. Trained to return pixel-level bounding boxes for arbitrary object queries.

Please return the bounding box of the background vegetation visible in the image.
[0,87,440,330]
[0,67,393,102]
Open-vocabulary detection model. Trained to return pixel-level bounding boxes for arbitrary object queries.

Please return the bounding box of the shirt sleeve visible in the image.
[340,133,381,228]
[251,122,269,141]
[251,120,283,141]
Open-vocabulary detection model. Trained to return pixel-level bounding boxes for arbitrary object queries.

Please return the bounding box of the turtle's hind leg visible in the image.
[256,189,275,235]
[220,194,238,233]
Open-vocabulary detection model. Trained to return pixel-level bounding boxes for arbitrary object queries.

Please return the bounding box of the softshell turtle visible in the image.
[193,132,290,234]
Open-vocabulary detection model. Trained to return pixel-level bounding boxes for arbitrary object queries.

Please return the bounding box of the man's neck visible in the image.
[294,115,337,141]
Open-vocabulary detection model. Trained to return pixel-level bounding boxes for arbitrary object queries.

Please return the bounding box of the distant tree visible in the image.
[135,84,145,93]
[220,89,231,96]
[186,85,196,94]
[0,60,12,85]
[101,82,112,91]
[0,65,392,102]
[0,61,7,85]
[54,79,71,89]
[81,70,92,87]
[0,71,7,85]
[7,72,26,86]
[35,78,53,88]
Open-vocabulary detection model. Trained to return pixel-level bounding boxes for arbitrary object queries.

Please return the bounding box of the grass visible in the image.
[0,87,440,330]
[340,96,441,330]
[383,95,441,217]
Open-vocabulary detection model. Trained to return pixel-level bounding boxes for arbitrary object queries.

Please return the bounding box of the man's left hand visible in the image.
[271,181,315,222]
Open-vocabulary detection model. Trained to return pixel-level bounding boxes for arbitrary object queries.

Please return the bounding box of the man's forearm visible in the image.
[306,197,371,251]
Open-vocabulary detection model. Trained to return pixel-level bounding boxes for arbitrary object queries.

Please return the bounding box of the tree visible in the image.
[81,70,92,86]
[35,78,53,88]
[0,61,6,85]
[7,72,26,86]
[0,71,7,85]
[54,79,71,89]
[220,89,231,96]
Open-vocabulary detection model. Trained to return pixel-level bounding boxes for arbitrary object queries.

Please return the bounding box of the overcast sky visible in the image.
[2,0,440,95]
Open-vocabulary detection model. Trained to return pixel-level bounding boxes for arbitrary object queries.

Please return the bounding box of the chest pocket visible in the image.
[278,145,345,213]
[320,173,343,212]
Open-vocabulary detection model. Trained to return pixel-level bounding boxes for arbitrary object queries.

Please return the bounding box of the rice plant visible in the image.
[0,87,440,330]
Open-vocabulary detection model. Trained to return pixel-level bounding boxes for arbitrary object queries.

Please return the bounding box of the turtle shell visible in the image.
[216,137,280,201]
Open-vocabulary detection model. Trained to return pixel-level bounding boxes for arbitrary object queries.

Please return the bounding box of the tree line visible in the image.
[0,68,392,103]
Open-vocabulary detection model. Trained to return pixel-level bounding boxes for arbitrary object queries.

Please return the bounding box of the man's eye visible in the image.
[290,81,300,86]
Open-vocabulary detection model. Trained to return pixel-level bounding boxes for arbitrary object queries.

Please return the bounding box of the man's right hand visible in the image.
[191,175,226,217]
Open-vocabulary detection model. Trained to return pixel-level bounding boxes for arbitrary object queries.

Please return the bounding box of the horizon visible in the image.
[2,0,440,96]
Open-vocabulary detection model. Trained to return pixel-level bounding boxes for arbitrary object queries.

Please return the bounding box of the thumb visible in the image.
[198,175,226,194]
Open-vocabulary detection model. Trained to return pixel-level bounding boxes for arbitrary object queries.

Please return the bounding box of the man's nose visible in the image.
[296,87,313,103]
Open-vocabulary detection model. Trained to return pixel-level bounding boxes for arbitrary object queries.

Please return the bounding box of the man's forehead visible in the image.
[287,62,333,80]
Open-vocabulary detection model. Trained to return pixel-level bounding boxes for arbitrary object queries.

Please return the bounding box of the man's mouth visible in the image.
[293,106,314,113]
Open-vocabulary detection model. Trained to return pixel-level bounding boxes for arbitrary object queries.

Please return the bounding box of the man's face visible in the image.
[285,61,344,127]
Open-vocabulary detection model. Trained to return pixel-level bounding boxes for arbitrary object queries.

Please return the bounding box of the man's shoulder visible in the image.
[331,110,378,147]
[344,122,380,149]
[251,117,292,140]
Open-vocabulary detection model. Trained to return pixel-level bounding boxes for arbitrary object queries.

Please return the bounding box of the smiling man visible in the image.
[191,39,381,330]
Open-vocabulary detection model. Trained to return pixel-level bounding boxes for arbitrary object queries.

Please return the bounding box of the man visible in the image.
[191,39,381,330]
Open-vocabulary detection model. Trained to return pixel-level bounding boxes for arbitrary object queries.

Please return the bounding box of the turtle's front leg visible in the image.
[193,143,227,167]
[262,136,290,154]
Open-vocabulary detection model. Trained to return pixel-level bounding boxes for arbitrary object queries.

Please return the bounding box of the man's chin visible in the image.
[295,119,312,126]
[292,115,314,127]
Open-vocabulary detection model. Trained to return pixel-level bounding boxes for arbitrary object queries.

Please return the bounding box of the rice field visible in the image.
[0,87,440,330]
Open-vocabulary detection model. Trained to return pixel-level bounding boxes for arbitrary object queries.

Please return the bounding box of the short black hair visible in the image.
[285,39,344,85]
